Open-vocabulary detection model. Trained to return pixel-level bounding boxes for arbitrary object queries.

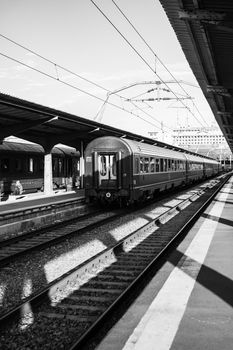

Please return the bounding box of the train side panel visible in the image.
[132,155,187,201]
[84,136,220,205]
[0,142,79,196]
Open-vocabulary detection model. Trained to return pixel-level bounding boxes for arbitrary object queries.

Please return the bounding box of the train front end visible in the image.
[84,137,131,205]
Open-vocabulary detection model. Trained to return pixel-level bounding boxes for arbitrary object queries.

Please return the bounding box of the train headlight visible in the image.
[106,192,111,198]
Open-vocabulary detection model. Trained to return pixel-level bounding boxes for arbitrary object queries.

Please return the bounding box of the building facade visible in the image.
[172,126,232,169]
[172,126,226,147]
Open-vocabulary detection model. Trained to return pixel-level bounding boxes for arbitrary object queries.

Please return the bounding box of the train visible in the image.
[0,141,79,197]
[84,136,220,205]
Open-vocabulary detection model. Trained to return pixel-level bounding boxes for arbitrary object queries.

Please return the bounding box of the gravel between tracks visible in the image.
[0,187,205,315]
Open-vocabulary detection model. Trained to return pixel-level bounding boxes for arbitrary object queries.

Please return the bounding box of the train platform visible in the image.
[96,175,233,350]
[0,188,85,213]
[0,189,86,240]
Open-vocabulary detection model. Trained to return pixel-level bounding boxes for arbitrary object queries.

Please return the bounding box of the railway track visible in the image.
[0,174,230,349]
[0,177,219,266]
[0,208,125,266]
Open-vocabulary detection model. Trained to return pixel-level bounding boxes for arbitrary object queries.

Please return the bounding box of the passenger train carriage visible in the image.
[0,141,79,196]
[85,136,219,205]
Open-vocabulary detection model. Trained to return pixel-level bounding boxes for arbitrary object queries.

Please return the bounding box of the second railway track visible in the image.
[0,208,125,266]
[0,173,230,349]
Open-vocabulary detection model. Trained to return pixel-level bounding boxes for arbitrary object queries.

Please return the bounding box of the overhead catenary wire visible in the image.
[0,34,110,94]
[90,0,209,128]
[111,0,209,127]
[111,0,209,128]
[0,51,173,131]
[111,0,189,97]
[0,33,173,132]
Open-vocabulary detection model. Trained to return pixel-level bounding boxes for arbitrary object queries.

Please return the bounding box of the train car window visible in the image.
[140,157,144,173]
[112,155,116,176]
[156,159,160,172]
[34,157,40,174]
[59,159,63,174]
[1,158,9,172]
[144,158,149,173]
[150,157,155,172]
[39,158,44,171]
[99,156,107,176]
[29,158,34,173]
[53,158,58,176]
[163,159,167,172]
[68,158,73,176]
[171,159,175,171]
[160,158,164,172]
[168,159,171,171]
[15,159,22,172]
[135,157,139,174]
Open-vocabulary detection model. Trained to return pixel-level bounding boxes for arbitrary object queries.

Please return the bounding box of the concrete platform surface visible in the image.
[0,189,85,214]
[96,176,233,350]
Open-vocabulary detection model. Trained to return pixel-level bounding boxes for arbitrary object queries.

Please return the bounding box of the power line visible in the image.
[90,0,209,128]
[111,0,189,97]
[0,33,173,132]
[0,33,110,94]
[0,51,170,131]
[111,0,210,128]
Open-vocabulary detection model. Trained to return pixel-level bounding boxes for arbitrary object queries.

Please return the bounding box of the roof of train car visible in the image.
[86,136,218,164]
[0,141,79,157]
[123,138,218,164]
[123,138,187,161]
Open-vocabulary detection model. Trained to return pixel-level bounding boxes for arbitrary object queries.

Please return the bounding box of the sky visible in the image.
[0,0,219,143]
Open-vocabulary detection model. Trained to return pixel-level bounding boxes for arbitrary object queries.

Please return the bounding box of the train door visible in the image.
[98,154,117,188]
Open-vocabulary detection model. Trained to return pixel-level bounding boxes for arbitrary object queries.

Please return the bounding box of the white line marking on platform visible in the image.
[122,179,232,350]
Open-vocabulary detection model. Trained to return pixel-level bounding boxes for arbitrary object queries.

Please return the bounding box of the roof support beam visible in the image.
[178,10,233,33]
[222,124,233,128]
[17,130,93,151]
[0,117,53,140]
[178,10,226,23]
[206,85,232,97]
[217,111,233,117]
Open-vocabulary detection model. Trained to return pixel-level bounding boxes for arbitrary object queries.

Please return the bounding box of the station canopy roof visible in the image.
[159,0,233,153]
[0,92,212,158]
[0,92,159,151]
